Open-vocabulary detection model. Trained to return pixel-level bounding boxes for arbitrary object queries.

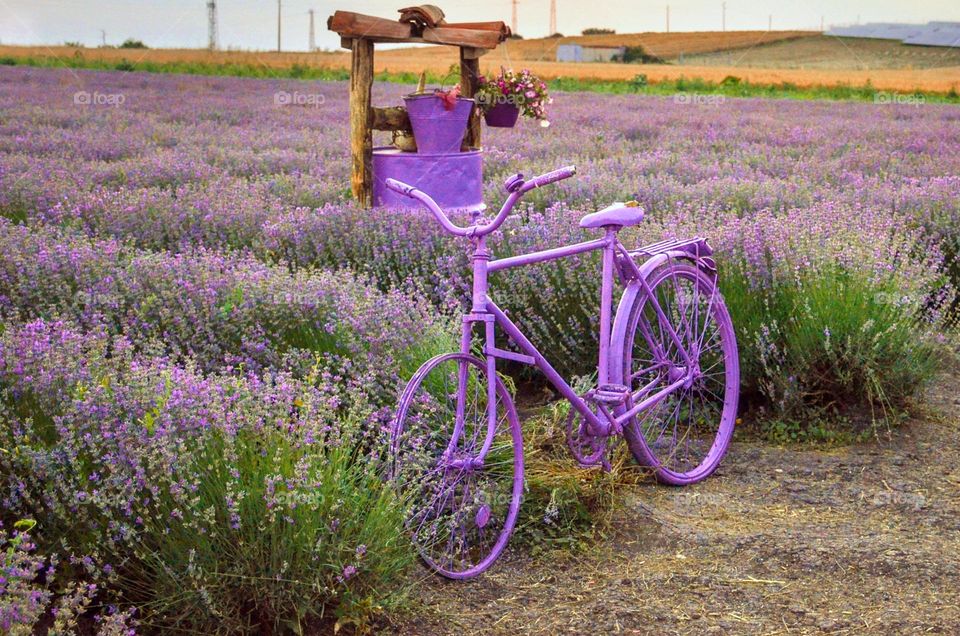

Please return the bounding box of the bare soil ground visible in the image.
[385,375,960,635]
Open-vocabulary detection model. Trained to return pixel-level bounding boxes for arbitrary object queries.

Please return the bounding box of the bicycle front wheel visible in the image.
[612,262,739,485]
[390,353,523,579]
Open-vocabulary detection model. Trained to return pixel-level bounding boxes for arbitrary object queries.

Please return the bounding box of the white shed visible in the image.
[556,44,625,62]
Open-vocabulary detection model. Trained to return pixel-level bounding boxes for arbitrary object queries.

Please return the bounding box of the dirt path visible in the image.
[387,376,960,635]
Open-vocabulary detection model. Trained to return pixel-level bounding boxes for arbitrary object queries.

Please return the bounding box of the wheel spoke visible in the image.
[391,354,521,578]
[622,265,737,483]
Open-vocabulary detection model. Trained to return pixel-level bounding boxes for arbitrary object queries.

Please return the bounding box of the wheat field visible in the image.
[3,29,960,93]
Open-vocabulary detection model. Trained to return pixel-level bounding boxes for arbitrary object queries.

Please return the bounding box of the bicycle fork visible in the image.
[448,235,503,468]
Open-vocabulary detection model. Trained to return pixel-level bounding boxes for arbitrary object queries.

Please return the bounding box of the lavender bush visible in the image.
[0,219,454,396]
[1,66,955,426]
[0,64,958,629]
[0,522,136,636]
[0,320,413,632]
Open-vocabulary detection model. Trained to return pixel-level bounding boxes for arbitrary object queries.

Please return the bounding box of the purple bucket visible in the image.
[403,93,473,154]
[484,103,520,128]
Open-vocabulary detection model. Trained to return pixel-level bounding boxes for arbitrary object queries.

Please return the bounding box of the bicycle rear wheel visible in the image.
[612,262,739,485]
[390,353,523,578]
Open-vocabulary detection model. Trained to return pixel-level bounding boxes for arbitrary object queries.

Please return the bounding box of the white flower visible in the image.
[540,120,551,128]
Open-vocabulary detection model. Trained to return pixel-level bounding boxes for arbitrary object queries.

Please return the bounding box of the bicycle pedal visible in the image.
[593,384,630,404]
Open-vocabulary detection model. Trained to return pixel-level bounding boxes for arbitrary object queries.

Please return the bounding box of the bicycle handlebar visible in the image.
[384,165,577,238]
[383,178,416,197]
[520,165,578,192]
[384,177,473,236]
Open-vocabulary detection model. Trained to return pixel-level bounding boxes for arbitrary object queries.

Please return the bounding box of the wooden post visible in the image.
[460,47,482,151]
[350,38,374,207]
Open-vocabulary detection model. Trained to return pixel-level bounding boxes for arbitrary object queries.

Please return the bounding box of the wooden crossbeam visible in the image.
[421,26,504,49]
[328,10,507,49]
[328,11,412,42]
[372,107,412,132]
[443,22,512,36]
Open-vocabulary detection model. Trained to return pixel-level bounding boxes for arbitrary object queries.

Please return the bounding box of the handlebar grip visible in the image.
[384,178,417,197]
[527,165,577,190]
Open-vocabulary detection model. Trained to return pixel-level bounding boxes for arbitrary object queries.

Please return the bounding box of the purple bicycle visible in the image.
[386,166,739,579]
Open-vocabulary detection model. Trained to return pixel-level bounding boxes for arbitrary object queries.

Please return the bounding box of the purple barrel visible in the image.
[372,146,485,213]
[403,94,473,154]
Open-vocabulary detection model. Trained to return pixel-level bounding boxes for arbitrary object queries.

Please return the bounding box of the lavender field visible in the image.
[1,66,958,632]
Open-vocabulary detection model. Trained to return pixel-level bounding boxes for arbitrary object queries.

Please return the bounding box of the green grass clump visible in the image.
[0,321,417,634]
[4,53,960,103]
[721,263,948,437]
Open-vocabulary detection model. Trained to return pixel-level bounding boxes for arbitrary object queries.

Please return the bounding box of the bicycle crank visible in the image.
[565,391,616,471]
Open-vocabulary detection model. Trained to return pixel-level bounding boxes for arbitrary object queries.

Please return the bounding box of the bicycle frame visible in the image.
[463,227,694,441]
[388,165,741,578]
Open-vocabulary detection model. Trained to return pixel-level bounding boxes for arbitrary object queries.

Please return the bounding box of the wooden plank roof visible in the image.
[327,6,510,50]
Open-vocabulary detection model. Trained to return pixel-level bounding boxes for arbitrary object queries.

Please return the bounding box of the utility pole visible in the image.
[511,0,518,35]
[768,14,772,31]
[308,9,315,51]
[666,4,670,32]
[549,0,556,36]
[277,0,282,52]
[722,2,726,31]
[100,29,106,46]
[207,0,219,51]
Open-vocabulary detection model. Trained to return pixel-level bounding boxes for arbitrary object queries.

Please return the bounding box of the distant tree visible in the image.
[507,33,524,40]
[617,46,663,64]
[119,38,147,49]
[64,41,84,48]
[582,28,615,35]
[547,32,564,38]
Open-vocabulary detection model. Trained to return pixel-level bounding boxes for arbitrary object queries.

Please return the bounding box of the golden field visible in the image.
[3,29,960,93]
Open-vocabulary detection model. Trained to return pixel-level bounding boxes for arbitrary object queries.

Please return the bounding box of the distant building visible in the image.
[904,22,960,47]
[556,44,626,62]
[826,21,960,47]
[825,23,925,40]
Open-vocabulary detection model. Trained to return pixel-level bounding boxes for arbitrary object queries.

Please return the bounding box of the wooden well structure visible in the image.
[327,5,510,207]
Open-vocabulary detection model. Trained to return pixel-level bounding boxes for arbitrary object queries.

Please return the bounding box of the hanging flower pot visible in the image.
[402,91,473,154]
[476,68,552,129]
[483,102,520,128]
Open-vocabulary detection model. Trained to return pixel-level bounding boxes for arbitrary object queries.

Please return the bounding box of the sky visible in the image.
[2,0,959,52]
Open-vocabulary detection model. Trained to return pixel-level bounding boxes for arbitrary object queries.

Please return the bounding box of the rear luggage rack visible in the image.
[619,236,717,280]
[629,236,714,259]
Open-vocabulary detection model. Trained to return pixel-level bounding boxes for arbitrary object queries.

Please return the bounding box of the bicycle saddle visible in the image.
[579,201,645,229]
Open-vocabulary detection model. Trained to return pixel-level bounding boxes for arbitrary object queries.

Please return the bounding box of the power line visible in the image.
[207,0,218,51]
[308,9,316,51]
[549,0,556,35]
[511,0,518,34]
[277,0,282,52]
